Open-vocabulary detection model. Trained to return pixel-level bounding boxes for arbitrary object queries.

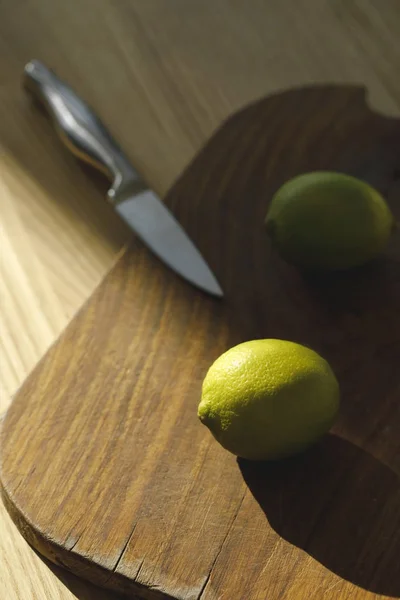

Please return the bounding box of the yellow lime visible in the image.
[265,172,395,270]
[198,339,339,460]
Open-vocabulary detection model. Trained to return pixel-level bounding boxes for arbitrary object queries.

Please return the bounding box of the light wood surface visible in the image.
[1,1,399,599]
[1,83,400,600]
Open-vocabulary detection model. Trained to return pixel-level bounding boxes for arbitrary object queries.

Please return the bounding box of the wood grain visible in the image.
[1,1,400,599]
[1,85,399,600]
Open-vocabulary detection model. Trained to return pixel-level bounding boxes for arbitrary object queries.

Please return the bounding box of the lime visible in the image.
[198,339,339,460]
[265,172,395,270]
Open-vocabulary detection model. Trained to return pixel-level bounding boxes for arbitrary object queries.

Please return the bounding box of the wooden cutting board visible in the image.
[1,85,400,600]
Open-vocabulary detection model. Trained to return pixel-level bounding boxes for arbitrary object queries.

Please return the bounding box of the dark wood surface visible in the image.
[1,86,399,600]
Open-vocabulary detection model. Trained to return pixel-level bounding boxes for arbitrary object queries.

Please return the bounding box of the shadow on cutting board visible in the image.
[239,434,400,597]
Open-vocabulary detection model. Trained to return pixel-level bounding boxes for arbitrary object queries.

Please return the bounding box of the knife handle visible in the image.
[24,59,142,202]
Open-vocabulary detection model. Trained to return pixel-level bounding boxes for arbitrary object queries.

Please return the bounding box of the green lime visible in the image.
[265,172,395,270]
[198,339,339,460]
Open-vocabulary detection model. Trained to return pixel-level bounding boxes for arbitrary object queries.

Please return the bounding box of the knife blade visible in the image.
[23,60,223,297]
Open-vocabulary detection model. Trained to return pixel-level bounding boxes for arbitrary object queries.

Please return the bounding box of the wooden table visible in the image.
[1,1,399,598]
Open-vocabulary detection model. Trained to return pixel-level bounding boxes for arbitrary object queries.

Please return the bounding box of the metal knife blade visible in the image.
[23,59,223,297]
[116,189,223,295]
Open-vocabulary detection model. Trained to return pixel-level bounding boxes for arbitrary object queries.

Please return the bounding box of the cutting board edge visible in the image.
[0,237,204,600]
[0,242,128,418]
[0,481,178,600]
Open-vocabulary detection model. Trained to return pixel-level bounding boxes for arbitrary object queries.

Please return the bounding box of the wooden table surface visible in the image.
[0,1,399,598]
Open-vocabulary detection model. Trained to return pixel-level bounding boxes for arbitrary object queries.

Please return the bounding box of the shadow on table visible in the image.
[239,434,400,598]
[43,557,127,600]
[0,81,131,255]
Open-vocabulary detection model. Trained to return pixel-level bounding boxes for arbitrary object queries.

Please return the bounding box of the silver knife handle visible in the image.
[24,59,142,202]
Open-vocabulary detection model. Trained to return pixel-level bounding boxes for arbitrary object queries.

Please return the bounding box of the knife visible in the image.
[23,60,223,297]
